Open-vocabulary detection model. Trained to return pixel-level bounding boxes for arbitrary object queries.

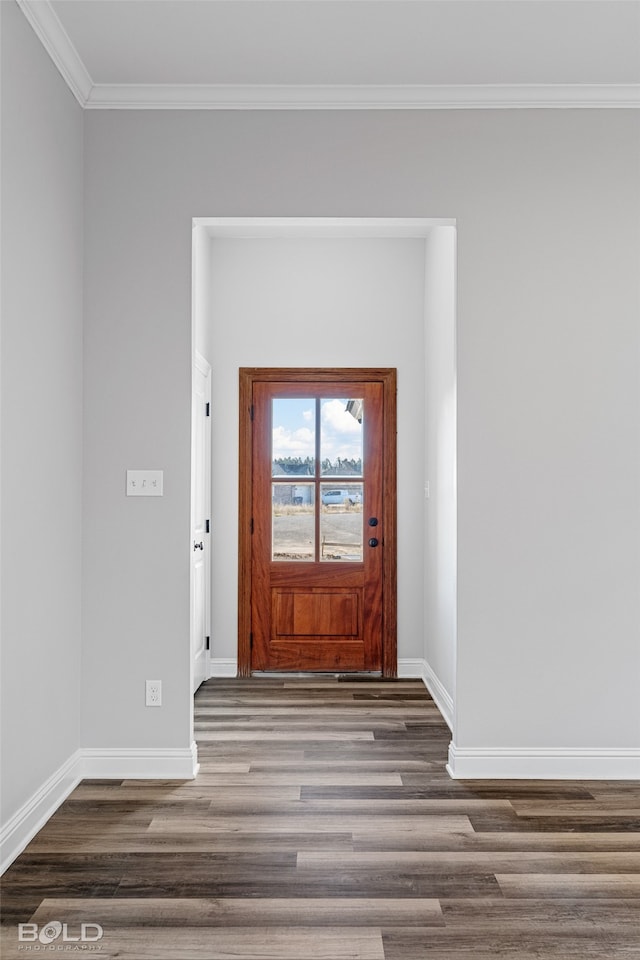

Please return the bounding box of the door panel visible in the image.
[247,374,391,673]
[273,590,360,638]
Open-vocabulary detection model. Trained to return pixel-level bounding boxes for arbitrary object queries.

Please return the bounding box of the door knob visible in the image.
[194,541,204,551]
[368,537,379,548]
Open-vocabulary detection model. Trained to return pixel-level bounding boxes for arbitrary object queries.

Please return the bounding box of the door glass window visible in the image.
[320,482,363,561]
[271,397,364,562]
[272,483,315,561]
[320,398,363,476]
[272,398,315,477]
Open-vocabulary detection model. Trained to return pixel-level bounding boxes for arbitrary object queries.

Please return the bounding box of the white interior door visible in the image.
[191,353,211,693]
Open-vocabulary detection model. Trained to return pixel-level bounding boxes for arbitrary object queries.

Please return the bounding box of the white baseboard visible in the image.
[419,659,454,733]
[81,741,199,780]
[397,658,425,678]
[0,750,82,875]
[397,658,454,733]
[208,657,238,678]
[1,742,199,875]
[447,744,640,780]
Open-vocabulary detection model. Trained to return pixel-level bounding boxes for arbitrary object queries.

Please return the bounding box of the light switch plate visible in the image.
[126,470,163,496]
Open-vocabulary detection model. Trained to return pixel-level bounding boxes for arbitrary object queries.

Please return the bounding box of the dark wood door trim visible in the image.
[238,367,397,678]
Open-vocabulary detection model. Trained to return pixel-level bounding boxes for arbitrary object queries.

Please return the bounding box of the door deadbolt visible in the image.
[368,517,379,526]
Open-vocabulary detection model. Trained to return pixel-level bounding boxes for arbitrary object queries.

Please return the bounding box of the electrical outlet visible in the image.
[145,680,162,707]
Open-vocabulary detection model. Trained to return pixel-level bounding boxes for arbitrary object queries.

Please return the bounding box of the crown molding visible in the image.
[86,82,640,111]
[17,0,92,107]
[18,1,640,111]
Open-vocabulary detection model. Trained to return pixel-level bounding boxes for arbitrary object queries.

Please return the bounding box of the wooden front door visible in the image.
[238,369,397,676]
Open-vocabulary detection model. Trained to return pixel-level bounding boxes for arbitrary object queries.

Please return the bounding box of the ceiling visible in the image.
[18,0,640,109]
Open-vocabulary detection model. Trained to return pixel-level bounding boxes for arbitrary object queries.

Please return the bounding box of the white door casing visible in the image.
[191,352,211,693]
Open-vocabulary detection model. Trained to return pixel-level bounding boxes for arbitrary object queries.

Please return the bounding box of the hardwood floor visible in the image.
[1,678,639,958]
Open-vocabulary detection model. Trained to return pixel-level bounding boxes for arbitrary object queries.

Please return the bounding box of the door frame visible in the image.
[191,351,212,693]
[238,367,397,677]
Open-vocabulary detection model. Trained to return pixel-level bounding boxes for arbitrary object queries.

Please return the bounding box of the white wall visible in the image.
[81,143,193,750]
[424,227,457,727]
[1,0,83,832]
[207,237,426,663]
[81,108,640,770]
[453,119,640,758]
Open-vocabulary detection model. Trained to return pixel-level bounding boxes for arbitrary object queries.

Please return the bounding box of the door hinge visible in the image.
[205,519,210,534]
[250,517,254,534]
[250,632,253,650]
[205,402,210,417]
[205,636,210,651]
[250,405,255,421]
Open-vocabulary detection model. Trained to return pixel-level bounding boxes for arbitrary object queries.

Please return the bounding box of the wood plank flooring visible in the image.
[1,677,639,958]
